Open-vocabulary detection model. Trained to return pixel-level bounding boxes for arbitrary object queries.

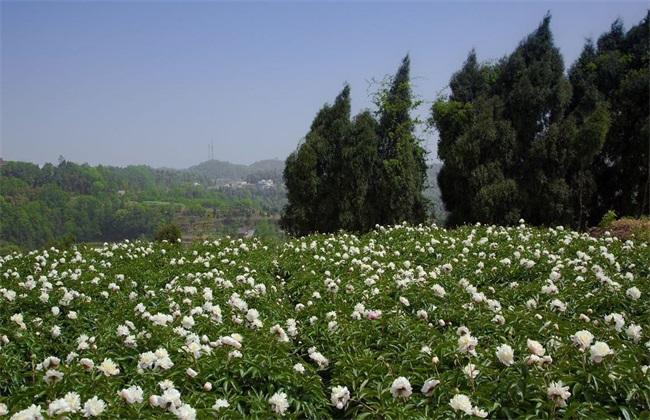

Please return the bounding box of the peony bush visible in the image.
[0,222,648,418]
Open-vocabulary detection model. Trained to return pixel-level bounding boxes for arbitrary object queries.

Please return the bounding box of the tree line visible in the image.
[434,13,648,228]
[281,56,428,235]
[0,160,286,251]
[282,13,649,235]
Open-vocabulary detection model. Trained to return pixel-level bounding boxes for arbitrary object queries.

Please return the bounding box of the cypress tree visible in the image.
[280,86,352,235]
[282,57,430,236]
[339,111,382,232]
[496,14,573,225]
[588,14,649,220]
[564,40,611,229]
[433,15,615,228]
[432,50,520,225]
[376,55,429,225]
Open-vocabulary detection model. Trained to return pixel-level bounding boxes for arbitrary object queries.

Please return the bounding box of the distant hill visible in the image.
[186,159,284,181]
[0,159,287,251]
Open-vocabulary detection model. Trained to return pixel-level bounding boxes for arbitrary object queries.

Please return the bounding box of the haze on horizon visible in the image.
[1,1,647,169]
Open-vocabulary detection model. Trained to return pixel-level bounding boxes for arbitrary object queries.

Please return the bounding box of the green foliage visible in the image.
[254,219,285,242]
[0,160,286,250]
[282,57,428,235]
[431,13,649,228]
[0,224,648,417]
[187,159,284,182]
[598,210,618,228]
[46,232,76,250]
[585,13,650,222]
[154,223,182,243]
[0,242,22,256]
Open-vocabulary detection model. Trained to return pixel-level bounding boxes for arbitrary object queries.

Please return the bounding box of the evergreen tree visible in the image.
[281,57,429,235]
[565,40,611,229]
[588,14,649,220]
[496,14,573,225]
[280,86,352,235]
[339,111,382,232]
[432,50,517,225]
[376,55,429,225]
[433,14,613,228]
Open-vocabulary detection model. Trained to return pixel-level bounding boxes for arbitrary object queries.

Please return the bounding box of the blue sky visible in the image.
[1,1,647,168]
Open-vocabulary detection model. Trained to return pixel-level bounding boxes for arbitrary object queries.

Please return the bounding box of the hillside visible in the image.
[0,224,648,418]
[186,159,284,182]
[0,160,286,251]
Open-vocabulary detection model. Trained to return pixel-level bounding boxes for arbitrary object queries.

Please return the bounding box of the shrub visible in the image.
[154,223,182,243]
[46,233,76,250]
[598,210,617,228]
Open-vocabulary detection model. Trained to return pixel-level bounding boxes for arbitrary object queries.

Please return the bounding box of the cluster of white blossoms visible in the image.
[268,391,289,415]
[390,377,413,399]
[137,347,174,371]
[330,386,351,409]
[547,381,572,407]
[45,393,106,418]
[148,381,197,419]
[0,223,647,417]
[449,394,487,417]
[307,346,329,369]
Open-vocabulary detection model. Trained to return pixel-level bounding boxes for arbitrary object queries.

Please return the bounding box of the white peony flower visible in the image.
[527,339,546,356]
[268,392,289,415]
[421,379,440,396]
[496,344,515,366]
[307,347,329,369]
[463,363,480,379]
[98,358,120,376]
[212,399,229,411]
[589,341,614,363]
[571,330,594,351]
[118,385,144,404]
[626,286,641,300]
[48,392,81,417]
[449,394,473,415]
[79,358,94,371]
[547,381,571,407]
[8,404,43,420]
[604,313,625,332]
[457,334,478,355]
[626,324,642,343]
[172,403,196,420]
[293,363,305,374]
[82,397,106,417]
[44,369,64,384]
[390,377,412,399]
[330,386,350,409]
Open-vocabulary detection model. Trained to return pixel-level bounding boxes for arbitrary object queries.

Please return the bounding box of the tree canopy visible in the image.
[432,13,648,228]
[281,56,429,235]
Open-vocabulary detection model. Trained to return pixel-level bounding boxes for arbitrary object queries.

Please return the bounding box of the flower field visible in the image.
[0,223,648,419]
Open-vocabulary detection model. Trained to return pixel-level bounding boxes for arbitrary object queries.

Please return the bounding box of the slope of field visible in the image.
[0,224,648,418]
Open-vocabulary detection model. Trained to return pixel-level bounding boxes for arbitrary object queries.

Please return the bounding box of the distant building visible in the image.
[257,179,274,189]
[117,190,126,196]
